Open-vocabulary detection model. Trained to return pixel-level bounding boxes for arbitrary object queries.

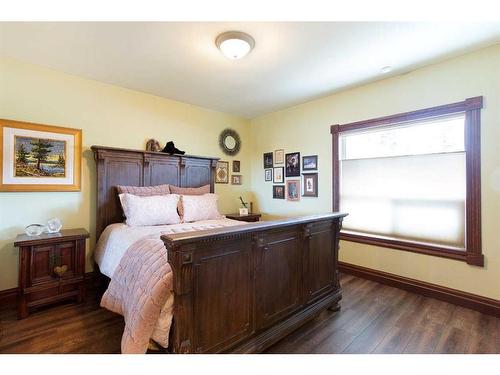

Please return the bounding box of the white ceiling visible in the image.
[1,22,500,118]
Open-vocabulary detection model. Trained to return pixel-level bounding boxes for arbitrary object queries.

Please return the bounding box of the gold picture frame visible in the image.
[0,119,82,192]
[274,149,284,164]
[215,160,229,184]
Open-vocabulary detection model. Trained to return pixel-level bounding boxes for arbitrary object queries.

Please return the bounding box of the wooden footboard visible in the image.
[161,213,347,353]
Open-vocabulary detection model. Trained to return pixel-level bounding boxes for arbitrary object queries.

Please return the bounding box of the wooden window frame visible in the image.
[331,96,484,266]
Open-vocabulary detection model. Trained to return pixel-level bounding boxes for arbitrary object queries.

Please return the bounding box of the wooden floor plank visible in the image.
[403,320,445,354]
[433,324,468,354]
[341,291,420,353]
[1,274,499,354]
[373,296,436,354]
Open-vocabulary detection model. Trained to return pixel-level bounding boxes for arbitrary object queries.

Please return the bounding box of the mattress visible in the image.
[94,218,247,278]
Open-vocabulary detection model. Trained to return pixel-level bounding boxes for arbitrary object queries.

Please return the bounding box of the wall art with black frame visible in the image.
[273,185,285,199]
[263,152,273,168]
[302,155,317,171]
[285,152,300,177]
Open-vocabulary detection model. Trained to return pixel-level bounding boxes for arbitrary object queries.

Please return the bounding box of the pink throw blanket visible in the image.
[100,234,173,354]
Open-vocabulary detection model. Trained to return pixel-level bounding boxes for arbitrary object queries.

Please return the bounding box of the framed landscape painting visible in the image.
[0,119,82,192]
[302,155,318,171]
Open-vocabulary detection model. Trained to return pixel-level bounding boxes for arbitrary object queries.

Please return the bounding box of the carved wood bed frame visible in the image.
[92,145,347,353]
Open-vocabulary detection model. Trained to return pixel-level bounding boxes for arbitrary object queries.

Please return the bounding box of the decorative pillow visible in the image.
[169,184,210,195]
[181,194,223,223]
[116,184,170,196]
[169,185,211,218]
[119,193,180,226]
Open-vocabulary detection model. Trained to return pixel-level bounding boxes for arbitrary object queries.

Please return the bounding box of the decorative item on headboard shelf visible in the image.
[162,141,185,155]
[145,139,161,152]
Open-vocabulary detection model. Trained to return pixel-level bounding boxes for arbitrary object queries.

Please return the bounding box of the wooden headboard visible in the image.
[91,145,219,238]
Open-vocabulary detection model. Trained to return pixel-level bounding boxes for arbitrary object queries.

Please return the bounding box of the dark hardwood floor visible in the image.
[1,274,499,354]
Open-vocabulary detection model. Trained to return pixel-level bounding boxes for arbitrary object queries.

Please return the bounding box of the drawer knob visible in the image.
[54,265,68,277]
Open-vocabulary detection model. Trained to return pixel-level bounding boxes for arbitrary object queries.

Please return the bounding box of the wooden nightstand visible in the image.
[225,213,262,222]
[14,228,89,319]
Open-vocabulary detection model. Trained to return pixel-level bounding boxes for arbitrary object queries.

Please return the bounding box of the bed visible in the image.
[91,145,347,353]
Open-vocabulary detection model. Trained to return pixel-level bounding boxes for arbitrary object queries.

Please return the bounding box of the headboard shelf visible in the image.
[91,145,219,238]
[91,145,219,161]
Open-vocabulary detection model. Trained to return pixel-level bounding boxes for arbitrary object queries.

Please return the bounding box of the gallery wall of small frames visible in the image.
[264,149,318,201]
[215,160,242,185]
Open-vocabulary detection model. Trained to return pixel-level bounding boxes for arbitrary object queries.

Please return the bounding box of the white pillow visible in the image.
[181,193,223,222]
[119,193,181,226]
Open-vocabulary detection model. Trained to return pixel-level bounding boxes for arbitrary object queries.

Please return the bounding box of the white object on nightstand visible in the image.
[46,217,63,233]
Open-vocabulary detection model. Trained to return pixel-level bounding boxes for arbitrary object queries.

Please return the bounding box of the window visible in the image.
[331,97,483,266]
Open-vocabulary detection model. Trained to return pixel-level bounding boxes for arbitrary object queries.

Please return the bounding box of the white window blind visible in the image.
[339,114,466,248]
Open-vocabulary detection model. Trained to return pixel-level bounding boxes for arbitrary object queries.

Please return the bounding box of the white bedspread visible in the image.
[94,218,246,278]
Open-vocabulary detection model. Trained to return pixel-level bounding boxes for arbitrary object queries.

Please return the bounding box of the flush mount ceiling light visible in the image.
[381,65,392,74]
[215,31,255,60]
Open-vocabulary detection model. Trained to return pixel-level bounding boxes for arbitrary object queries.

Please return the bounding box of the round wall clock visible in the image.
[219,128,241,156]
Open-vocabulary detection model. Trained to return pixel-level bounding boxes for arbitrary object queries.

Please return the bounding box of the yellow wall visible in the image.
[250,44,500,300]
[0,58,251,291]
[2,44,500,300]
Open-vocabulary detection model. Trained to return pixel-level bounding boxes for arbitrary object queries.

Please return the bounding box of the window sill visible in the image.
[339,230,471,263]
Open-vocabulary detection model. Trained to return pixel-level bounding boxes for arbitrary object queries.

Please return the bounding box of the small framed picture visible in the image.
[263,152,273,168]
[302,155,318,171]
[233,160,240,172]
[285,152,300,177]
[274,149,284,164]
[302,173,318,197]
[264,168,273,182]
[231,174,242,185]
[273,167,284,183]
[215,161,229,184]
[286,179,301,201]
[273,185,285,199]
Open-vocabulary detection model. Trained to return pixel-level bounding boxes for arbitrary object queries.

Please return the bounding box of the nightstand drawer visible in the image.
[26,282,82,308]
